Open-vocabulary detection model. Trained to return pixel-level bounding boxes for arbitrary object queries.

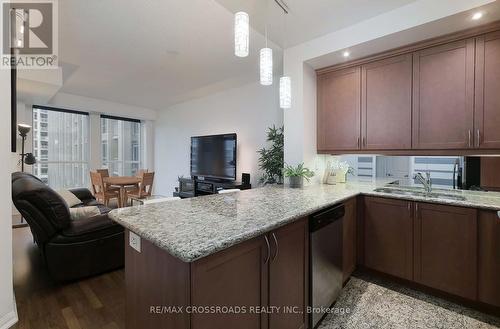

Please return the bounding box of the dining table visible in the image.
[103,176,141,208]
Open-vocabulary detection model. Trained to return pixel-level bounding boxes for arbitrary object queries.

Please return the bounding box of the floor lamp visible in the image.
[14,124,36,228]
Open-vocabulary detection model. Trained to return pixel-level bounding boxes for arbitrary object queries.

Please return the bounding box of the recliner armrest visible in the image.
[69,188,95,203]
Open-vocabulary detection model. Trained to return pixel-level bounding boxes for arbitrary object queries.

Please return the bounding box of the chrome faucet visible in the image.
[414,172,432,194]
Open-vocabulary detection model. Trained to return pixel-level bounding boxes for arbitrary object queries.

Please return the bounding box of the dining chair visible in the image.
[127,172,155,203]
[90,171,119,207]
[136,169,148,177]
[96,168,120,192]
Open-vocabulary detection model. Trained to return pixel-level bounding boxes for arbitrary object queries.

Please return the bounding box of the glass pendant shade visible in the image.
[234,12,249,57]
[279,76,291,109]
[260,48,273,85]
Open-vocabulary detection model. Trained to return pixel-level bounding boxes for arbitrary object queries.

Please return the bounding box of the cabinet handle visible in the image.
[264,236,271,264]
[272,233,278,262]
[408,202,411,215]
[477,129,481,148]
[415,203,418,216]
[363,137,366,147]
[357,137,360,149]
[468,130,472,148]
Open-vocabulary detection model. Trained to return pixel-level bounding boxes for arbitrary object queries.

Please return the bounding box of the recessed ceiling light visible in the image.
[343,51,350,58]
[472,12,483,20]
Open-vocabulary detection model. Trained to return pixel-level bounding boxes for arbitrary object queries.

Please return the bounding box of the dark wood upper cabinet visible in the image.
[269,218,308,329]
[475,31,500,149]
[343,197,357,283]
[317,67,361,151]
[414,203,477,300]
[412,39,475,149]
[363,197,413,280]
[478,210,500,307]
[191,236,269,329]
[361,54,412,150]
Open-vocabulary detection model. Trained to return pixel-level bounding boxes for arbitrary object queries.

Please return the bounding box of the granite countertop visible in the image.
[108,178,500,263]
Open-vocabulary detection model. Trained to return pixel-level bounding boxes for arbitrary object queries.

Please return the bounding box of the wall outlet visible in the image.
[129,231,141,253]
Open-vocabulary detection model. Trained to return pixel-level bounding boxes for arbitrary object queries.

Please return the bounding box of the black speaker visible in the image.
[242,173,250,185]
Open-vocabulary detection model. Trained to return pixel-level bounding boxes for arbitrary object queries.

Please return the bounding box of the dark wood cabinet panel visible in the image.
[317,67,361,151]
[269,218,308,329]
[343,197,357,283]
[361,54,412,150]
[364,197,413,280]
[191,236,269,329]
[412,39,475,149]
[478,210,500,307]
[480,157,500,191]
[414,203,477,300]
[475,31,500,149]
[125,230,191,329]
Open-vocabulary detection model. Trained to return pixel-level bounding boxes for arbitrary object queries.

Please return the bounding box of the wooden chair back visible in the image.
[136,169,148,178]
[90,171,105,195]
[139,172,155,197]
[96,169,110,178]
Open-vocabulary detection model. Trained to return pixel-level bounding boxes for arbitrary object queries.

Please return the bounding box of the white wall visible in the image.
[154,82,282,195]
[0,71,17,328]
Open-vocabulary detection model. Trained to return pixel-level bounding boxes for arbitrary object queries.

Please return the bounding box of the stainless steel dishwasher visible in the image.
[309,203,344,329]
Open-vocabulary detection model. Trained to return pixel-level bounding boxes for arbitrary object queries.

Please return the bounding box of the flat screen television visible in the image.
[190,133,237,181]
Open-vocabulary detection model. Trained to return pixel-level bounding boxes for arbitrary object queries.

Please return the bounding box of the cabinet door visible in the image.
[412,39,475,149]
[364,197,413,280]
[361,54,412,150]
[191,236,269,329]
[414,203,477,299]
[343,197,357,283]
[317,67,361,151]
[475,31,500,149]
[478,211,500,307]
[269,219,308,329]
[480,157,500,191]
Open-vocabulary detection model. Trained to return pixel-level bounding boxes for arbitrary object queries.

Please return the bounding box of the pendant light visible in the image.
[279,2,291,109]
[279,76,291,108]
[260,25,273,85]
[234,12,249,57]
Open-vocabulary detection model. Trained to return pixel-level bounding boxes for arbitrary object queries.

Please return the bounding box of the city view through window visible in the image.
[32,108,142,189]
[32,107,90,189]
[101,116,142,177]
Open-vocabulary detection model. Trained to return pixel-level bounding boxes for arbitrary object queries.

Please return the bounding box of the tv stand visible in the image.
[174,178,251,198]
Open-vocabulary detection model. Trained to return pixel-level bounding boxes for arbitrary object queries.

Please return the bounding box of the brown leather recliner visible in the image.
[12,172,124,281]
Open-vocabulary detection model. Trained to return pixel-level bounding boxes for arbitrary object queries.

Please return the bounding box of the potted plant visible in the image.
[283,163,314,188]
[257,125,284,185]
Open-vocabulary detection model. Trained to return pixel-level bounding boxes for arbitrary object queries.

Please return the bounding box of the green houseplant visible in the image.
[258,125,284,185]
[283,163,314,188]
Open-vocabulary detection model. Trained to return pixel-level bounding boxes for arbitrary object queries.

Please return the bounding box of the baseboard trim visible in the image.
[0,295,18,329]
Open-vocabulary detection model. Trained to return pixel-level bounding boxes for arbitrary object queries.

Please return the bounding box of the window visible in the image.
[100,115,142,176]
[32,106,90,189]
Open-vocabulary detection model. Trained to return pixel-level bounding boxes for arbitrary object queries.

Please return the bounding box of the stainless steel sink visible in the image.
[373,187,466,201]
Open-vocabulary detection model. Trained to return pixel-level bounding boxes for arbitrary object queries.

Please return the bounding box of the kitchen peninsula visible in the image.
[109,179,500,329]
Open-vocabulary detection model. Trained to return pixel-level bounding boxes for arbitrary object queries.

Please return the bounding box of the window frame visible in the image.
[100,114,143,176]
[32,105,90,188]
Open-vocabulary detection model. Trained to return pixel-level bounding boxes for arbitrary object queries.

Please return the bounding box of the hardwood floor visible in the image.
[12,226,126,329]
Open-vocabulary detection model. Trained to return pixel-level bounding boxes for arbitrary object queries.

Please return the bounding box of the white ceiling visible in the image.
[214,0,418,47]
[56,0,498,111]
[57,0,282,110]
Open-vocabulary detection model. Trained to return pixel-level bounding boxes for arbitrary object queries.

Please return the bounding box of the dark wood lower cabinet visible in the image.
[343,198,357,283]
[125,218,308,329]
[191,236,269,329]
[269,219,308,329]
[478,210,500,307]
[414,203,477,300]
[125,231,190,329]
[363,197,413,280]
